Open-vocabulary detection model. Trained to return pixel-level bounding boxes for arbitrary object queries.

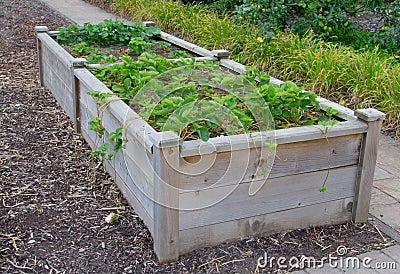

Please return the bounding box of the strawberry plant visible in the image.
[57,19,161,46]
[57,19,197,65]
[60,21,337,142]
[89,51,330,141]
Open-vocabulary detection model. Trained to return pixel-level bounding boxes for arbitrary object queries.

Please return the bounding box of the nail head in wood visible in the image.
[143,21,156,27]
[35,26,48,33]
[211,50,231,59]
[354,108,385,122]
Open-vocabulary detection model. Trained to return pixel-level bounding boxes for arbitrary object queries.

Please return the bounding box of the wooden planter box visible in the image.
[35,24,385,263]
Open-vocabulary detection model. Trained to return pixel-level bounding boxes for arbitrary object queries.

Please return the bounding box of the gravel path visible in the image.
[0,0,394,273]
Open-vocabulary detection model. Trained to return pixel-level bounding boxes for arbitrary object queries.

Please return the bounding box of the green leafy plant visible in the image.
[127,37,153,54]
[108,127,125,152]
[168,50,191,58]
[89,117,106,137]
[259,81,321,128]
[57,19,161,46]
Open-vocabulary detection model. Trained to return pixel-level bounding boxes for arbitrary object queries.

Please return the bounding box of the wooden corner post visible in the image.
[152,131,181,263]
[70,59,86,133]
[352,108,385,223]
[34,26,48,86]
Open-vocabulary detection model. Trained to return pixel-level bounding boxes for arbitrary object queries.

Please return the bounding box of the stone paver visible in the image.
[374,178,400,201]
[370,187,399,206]
[370,187,400,233]
[381,245,400,262]
[376,139,400,176]
[374,166,395,181]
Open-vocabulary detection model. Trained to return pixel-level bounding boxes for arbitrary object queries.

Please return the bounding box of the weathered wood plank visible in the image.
[153,137,181,263]
[41,59,71,96]
[180,120,367,157]
[220,59,246,74]
[160,31,211,57]
[78,91,156,185]
[71,59,86,133]
[103,152,154,235]
[316,97,357,121]
[79,104,102,149]
[111,149,155,219]
[35,27,48,86]
[178,197,353,255]
[42,58,74,118]
[353,109,385,222]
[79,121,97,149]
[180,134,362,190]
[179,165,357,230]
[37,32,74,67]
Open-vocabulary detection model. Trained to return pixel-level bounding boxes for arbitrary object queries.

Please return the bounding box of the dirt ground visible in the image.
[0,0,395,273]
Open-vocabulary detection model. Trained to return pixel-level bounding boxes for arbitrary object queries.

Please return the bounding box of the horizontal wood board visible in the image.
[178,197,353,254]
[180,120,367,157]
[37,32,74,66]
[179,134,362,191]
[41,45,74,118]
[179,165,357,230]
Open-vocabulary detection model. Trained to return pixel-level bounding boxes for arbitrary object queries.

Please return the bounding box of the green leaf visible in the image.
[197,126,210,142]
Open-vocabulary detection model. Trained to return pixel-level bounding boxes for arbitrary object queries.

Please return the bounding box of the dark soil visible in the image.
[0,0,395,273]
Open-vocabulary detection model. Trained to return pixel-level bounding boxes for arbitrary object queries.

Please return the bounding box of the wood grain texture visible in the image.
[316,97,357,121]
[153,145,181,263]
[179,165,357,230]
[179,134,362,190]
[352,110,385,222]
[179,197,353,255]
[36,35,44,86]
[77,76,156,216]
[180,121,367,157]
[160,31,212,57]
[37,32,74,67]
[72,74,81,133]
[219,59,246,74]
[41,54,74,118]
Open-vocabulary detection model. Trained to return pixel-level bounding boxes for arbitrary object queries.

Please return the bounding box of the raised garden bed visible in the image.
[35,21,385,263]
